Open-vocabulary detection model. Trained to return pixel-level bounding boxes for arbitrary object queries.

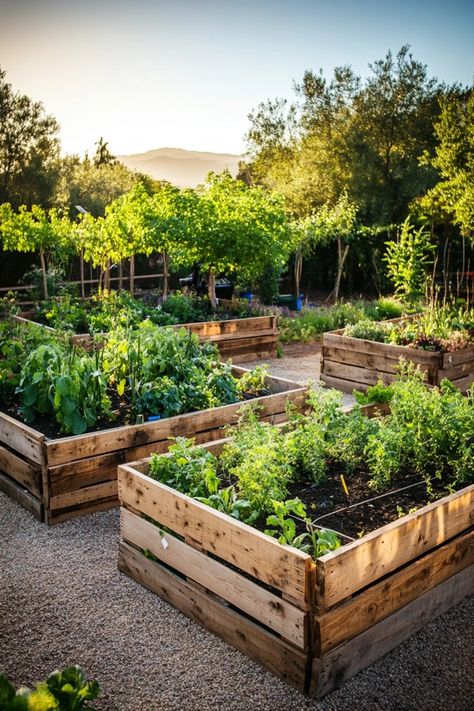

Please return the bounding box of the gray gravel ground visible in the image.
[241,351,355,406]
[1,491,472,711]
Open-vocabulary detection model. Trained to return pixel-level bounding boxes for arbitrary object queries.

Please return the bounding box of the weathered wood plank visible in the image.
[315,529,474,654]
[45,386,307,466]
[0,444,42,496]
[121,508,308,648]
[0,412,44,464]
[47,496,118,525]
[118,541,308,692]
[175,315,276,338]
[118,467,312,604]
[322,346,431,375]
[0,471,43,519]
[451,373,474,393]
[438,360,474,380]
[322,360,398,387]
[322,332,440,365]
[49,479,118,511]
[442,346,474,368]
[319,373,368,394]
[311,565,473,698]
[316,484,474,609]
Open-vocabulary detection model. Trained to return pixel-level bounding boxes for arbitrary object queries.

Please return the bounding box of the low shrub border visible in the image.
[321,328,474,393]
[117,438,473,697]
[0,367,306,524]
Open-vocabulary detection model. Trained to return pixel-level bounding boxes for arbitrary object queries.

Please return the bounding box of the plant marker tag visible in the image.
[340,474,350,497]
[161,537,169,550]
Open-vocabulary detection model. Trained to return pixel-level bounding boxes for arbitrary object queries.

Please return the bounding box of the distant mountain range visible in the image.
[118,147,243,187]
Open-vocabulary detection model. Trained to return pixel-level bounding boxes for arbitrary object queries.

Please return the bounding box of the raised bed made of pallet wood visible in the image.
[117,441,474,698]
[13,313,278,363]
[0,368,306,525]
[321,329,474,393]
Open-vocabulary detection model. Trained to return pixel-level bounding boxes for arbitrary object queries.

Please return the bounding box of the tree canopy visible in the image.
[0,66,60,209]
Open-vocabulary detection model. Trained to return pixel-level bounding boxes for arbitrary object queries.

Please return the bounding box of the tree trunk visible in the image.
[130,255,135,297]
[39,248,48,300]
[334,238,350,301]
[118,261,123,290]
[207,269,218,309]
[105,259,111,291]
[162,252,169,298]
[80,251,85,299]
[294,248,303,298]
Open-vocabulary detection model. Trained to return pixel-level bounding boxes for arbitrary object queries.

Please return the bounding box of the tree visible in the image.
[0,204,74,298]
[93,137,118,167]
[349,46,440,224]
[0,66,60,209]
[55,155,137,218]
[189,173,291,307]
[423,90,474,238]
[292,193,358,300]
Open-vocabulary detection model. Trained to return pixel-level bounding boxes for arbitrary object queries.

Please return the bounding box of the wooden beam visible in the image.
[311,565,473,698]
[118,541,309,693]
[315,484,474,609]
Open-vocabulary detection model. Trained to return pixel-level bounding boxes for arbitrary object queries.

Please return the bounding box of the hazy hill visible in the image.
[118,147,242,187]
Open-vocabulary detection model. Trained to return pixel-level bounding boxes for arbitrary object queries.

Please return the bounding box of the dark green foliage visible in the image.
[148,437,219,498]
[147,371,474,560]
[344,304,474,352]
[0,318,266,435]
[278,298,403,343]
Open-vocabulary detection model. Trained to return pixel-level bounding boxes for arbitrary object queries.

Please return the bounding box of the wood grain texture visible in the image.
[0,412,44,464]
[315,529,474,653]
[0,445,42,496]
[316,484,474,609]
[118,466,312,604]
[0,471,42,519]
[118,541,309,692]
[311,565,473,698]
[120,508,308,648]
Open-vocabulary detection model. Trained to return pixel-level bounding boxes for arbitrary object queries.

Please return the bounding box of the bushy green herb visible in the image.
[344,303,474,353]
[264,498,308,545]
[278,298,403,343]
[148,437,219,498]
[0,667,99,711]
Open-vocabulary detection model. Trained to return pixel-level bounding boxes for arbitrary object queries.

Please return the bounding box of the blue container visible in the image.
[295,298,303,311]
[147,415,161,422]
[239,291,253,302]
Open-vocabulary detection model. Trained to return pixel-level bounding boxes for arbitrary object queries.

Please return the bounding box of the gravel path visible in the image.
[241,350,356,406]
[1,492,472,711]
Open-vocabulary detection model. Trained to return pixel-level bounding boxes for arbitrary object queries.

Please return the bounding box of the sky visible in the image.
[1,0,473,157]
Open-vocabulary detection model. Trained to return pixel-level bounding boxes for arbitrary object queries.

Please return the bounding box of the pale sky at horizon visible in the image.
[1,0,473,157]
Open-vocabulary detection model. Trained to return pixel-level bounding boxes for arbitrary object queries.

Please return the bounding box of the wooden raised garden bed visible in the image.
[117,440,473,698]
[14,313,278,363]
[0,368,306,524]
[321,328,474,393]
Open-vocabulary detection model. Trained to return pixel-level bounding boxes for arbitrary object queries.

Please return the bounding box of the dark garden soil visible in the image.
[286,467,456,540]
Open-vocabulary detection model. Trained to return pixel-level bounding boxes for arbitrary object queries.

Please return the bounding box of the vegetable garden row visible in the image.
[0,293,473,697]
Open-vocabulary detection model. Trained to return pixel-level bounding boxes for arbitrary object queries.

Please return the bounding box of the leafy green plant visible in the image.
[236,364,269,397]
[196,485,257,524]
[0,667,99,711]
[299,526,342,559]
[264,498,308,545]
[148,437,219,498]
[344,319,391,342]
[384,218,435,304]
[278,298,403,344]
